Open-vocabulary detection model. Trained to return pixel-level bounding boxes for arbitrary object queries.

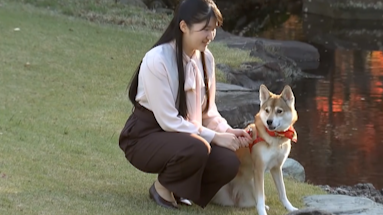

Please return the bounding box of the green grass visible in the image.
[12,0,173,31]
[8,0,261,82]
[0,1,325,215]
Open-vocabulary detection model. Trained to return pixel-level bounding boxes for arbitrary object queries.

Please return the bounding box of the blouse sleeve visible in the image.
[202,50,232,133]
[139,51,217,143]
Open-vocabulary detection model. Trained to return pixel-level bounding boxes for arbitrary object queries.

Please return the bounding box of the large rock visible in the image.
[303,195,383,215]
[216,55,322,96]
[214,28,320,70]
[249,40,323,80]
[216,62,285,92]
[215,82,259,128]
[282,158,306,182]
[318,183,383,205]
[302,0,383,20]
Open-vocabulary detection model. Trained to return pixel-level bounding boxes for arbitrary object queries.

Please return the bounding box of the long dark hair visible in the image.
[127,0,223,118]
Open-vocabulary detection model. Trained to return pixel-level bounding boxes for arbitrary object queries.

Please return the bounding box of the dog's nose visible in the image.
[267,120,273,125]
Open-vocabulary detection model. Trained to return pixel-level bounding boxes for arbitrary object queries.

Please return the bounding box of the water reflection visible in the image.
[292,50,383,189]
[252,14,383,189]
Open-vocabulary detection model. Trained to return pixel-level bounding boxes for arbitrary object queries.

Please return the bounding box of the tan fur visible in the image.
[211,84,299,215]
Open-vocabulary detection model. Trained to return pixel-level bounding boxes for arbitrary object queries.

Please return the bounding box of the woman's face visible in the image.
[181,17,217,56]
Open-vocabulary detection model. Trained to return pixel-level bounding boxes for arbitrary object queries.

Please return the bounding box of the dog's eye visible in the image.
[276,109,283,114]
[265,109,270,113]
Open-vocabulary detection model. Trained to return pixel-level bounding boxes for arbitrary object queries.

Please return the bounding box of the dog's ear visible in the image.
[281,85,295,105]
[259,84,270,105]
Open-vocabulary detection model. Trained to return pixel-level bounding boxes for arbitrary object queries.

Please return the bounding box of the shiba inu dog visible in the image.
[211,84,299,215]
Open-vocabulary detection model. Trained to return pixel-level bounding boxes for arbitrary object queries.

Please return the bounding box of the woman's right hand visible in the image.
[211,133,240,151]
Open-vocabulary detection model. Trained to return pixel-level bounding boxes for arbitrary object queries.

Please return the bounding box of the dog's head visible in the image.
[258,84,298,132]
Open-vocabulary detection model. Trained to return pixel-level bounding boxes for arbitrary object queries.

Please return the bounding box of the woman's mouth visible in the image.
[202,41,210,46]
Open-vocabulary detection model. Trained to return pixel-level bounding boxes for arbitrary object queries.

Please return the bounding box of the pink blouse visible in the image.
[135,41,231,143]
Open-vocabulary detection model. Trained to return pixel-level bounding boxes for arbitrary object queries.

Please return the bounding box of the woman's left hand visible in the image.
[226,128,253,148]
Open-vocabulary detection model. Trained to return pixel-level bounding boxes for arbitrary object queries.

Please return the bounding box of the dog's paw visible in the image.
[257,210,267,215]
[256,205,268,215]
[285,205,298,212]
[282,200,298,212]
[265,205,269,211]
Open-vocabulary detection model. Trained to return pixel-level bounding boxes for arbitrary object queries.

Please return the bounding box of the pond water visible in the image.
[225,12,383,189]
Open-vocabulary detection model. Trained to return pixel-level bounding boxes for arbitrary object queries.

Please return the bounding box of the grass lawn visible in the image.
[0,1,325,215]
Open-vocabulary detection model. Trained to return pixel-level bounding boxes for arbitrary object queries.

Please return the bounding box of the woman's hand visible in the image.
[211,133,240,151]
[226,128,253,148]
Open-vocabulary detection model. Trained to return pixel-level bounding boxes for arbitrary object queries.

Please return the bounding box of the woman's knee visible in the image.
[189,133,211,155]
[181,135,211,167]
[216,149,240,182]
[172,133,211,167]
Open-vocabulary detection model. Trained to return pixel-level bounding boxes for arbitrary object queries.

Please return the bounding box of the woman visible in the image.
[119,0,252,210]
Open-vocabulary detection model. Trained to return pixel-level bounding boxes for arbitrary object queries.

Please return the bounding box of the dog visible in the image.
[211,84,299,215]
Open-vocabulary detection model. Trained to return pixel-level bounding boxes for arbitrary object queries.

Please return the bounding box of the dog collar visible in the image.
[247,126,297,153]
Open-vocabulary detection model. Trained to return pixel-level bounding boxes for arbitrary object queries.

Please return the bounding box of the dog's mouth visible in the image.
[267,125,276,131]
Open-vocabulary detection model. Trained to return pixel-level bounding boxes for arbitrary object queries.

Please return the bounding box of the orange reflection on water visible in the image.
[370,51,383,70]
[314,96,343,112]
[369,51,383,97]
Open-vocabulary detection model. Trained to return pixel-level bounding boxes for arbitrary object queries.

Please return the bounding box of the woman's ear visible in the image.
[179,20,189,34]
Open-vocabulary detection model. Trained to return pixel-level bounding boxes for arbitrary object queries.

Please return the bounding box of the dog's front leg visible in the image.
[253,165,267,215]
[270,166,298,212]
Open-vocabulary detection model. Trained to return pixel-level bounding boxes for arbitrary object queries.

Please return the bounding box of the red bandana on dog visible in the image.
[247,126,297,153]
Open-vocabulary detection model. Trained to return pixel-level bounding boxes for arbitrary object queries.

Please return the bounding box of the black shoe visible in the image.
[174,195,193,206]
[149,183,178,210]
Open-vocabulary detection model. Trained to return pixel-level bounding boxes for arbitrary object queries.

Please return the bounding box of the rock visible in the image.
[286,208,334,215]
[366,206,383,214]
[250,38,320,70]
[304,195,383,215]
[334,187,349,195]
[249,40,323,80]
[302,0,383,20]
[216,82,255,92]
[216,57,319,95]
[214,28,320,70]
[216,62,285,92]
[318,185,331,193]
[355,183,376,191]
[118,0,147,8]
[282,158,306,182]
[215,82,259,128]
[317,183,383,205]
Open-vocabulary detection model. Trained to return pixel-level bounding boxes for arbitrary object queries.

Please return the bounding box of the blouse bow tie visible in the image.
[184,58,205,130]
[184,59,205,91]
